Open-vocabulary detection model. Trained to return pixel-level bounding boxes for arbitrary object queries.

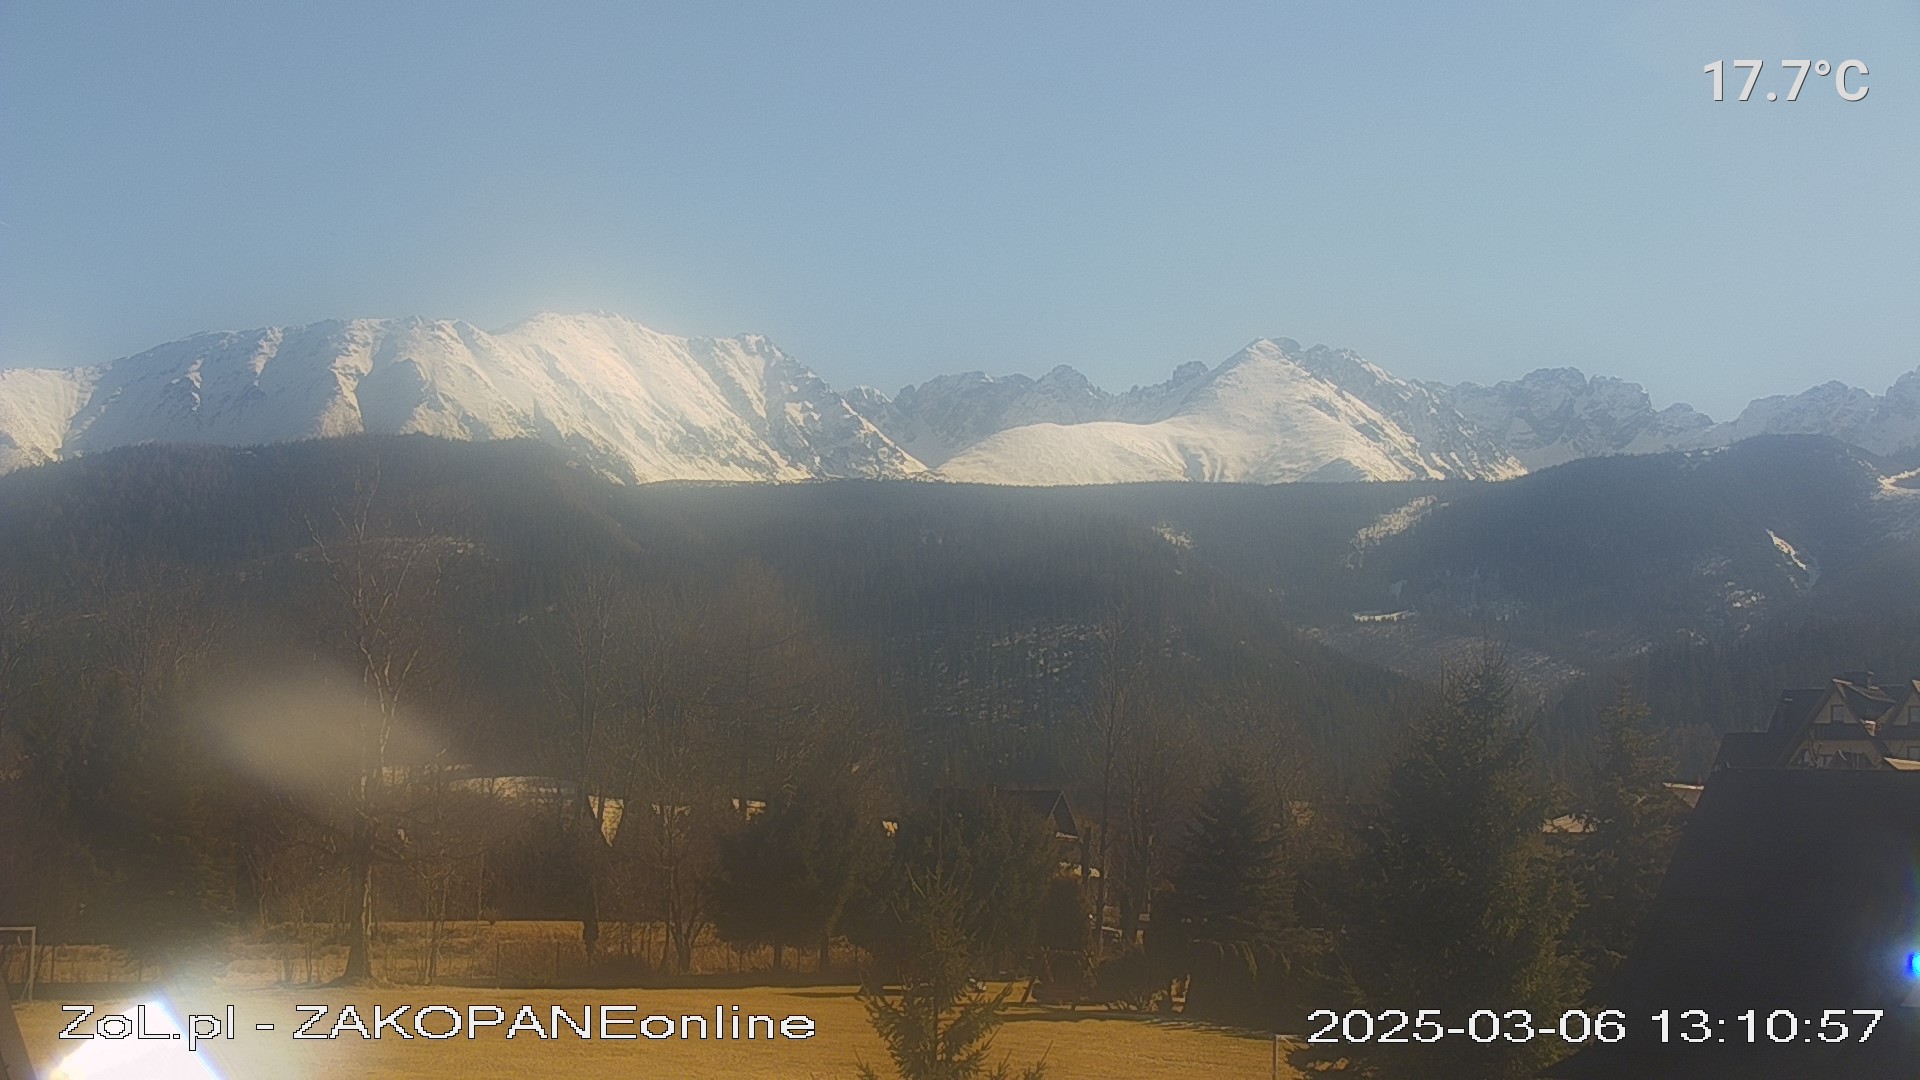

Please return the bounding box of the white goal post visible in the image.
[0,928,35,1004]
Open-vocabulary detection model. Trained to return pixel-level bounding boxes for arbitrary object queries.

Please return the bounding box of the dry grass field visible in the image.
[6,921,861,991]
[17,985,1314,1079]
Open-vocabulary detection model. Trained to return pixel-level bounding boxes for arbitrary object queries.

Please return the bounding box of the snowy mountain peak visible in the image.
[1438,367,1716,470]
[0,313,923,484]
[1709,369,1920,457]
[924,338,1522,485]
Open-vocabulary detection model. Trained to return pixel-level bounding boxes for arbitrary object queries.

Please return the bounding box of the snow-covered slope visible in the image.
[0,313,922,483]
[1438,366,1920,468]
[852,361,1211,468]
[866,345,1920,485]
[930,339,1524,484]
[4,312,1915,486]
[1704,372,1920,457]
[0,366,96,473]
[1437,368,1717,470]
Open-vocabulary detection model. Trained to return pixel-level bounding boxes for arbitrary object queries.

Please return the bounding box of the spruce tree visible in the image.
[858,872,1047,1080]
[1569,682,1682,995]
[707,784,877,972]
[1159,762,1290,1024]
[1358,653,1582,1079]
[883,789,1058,965]
[705,803,813,971]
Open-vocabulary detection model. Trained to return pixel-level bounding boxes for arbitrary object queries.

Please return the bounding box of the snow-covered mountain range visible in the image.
[0,314,921,482]
[922,340,1524,484]
[1,312,1915,484]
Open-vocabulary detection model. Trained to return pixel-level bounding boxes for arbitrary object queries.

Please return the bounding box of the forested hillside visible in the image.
[4,434,1915,789]
[0,436,1422,774]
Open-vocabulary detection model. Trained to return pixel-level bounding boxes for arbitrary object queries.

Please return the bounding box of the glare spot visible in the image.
[48,1000,225,1080]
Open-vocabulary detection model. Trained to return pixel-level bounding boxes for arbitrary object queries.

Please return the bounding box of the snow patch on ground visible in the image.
[1152,524,1194,550]
[1766,529,1820,589]
[1878,468,1920,496]
[1346,496,1438,568]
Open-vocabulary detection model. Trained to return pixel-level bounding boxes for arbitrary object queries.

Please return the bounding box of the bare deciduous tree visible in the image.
[1079,604,1165,958]
[540,558,643,962]
[304,468,453,984]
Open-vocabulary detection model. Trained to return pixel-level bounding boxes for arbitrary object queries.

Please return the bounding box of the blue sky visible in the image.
[1,1,1914,417]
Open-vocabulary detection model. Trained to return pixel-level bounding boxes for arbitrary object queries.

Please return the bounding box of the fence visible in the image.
[3,934,165,999]
[8,922,862,991]
[0,929,36,1002]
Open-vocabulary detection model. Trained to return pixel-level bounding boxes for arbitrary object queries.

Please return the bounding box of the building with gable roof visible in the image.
[1712,672,1920,772]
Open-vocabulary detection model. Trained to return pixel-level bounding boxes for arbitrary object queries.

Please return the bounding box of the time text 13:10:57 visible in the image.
[1654,1008,1882,1043]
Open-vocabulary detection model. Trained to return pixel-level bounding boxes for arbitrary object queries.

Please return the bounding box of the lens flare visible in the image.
[48,1000,225,1080]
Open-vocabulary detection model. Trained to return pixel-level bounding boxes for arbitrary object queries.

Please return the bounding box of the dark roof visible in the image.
[1710,730,1787,770]
[1840,679,1901,722]
[1003,788,1079,841]
[1886,680,1920,716]
[1764,686,1830,732]
[1543,769,1920,1078]
[930,786,1080,841]
[1660,782,1703,809]
[1715,676,1920,772]
[1807,721,1887,742]
[1764,677,1904,730]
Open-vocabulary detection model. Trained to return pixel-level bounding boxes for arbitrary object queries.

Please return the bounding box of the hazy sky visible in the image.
[2,2,1914,417]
